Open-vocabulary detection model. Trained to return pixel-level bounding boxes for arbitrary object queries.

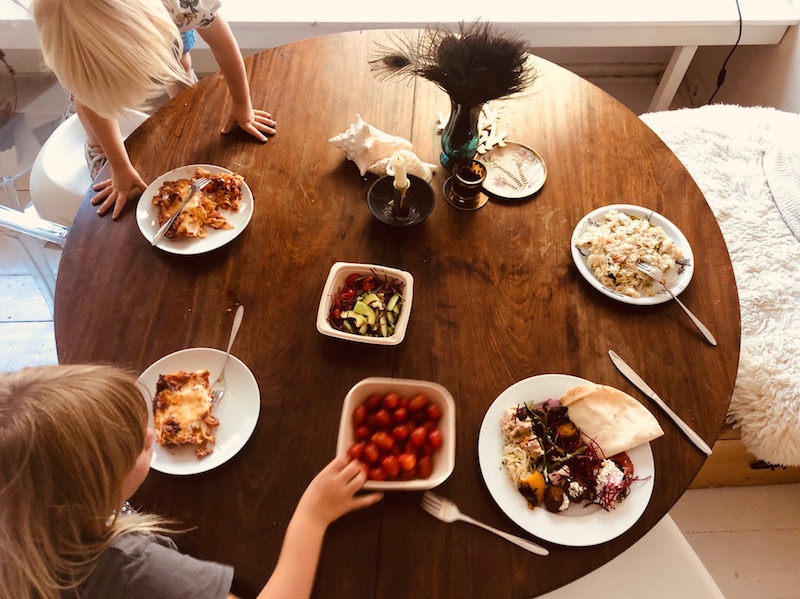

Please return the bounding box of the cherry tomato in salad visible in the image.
[392,407,409,424]
[383,392,399,410]
[611,452,634,477]
[381,455,400,479]
[371,431,394,452]
[361,275,375,292]
[352,405,367,427]
[345,273,363,287]
[408,394,429,412]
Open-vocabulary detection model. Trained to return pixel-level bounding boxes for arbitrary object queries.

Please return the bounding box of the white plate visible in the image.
[477,374,655,547]
[136,164,254,254]
[570,204,694,306]
[138,348,260,475]
[316,262,414,346]
[478,142,547,199]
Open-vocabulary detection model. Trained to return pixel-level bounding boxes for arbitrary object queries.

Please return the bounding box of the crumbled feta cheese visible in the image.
[594,459,625,496]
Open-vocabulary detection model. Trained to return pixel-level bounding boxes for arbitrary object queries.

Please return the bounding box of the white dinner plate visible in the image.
[136,164,254,254]
[570,204,694,305]
[138,347,260,475]
[477,374,655,547]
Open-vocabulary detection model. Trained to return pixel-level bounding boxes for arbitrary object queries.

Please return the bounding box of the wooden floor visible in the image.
[2,72,799,599]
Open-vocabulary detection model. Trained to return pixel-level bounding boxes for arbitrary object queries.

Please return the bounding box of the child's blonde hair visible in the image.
[0,364,168,599]
[31,0,192,118]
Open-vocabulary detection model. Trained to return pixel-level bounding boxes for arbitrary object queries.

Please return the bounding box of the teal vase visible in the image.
[440,101,482,170]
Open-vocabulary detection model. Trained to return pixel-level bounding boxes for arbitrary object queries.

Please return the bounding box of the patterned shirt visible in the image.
[163,0,222,32]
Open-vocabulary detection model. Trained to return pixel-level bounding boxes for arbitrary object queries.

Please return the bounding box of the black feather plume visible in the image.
[370,22,536,105]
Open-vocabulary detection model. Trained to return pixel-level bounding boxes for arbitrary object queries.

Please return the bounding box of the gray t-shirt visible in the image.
[71,533,233,599]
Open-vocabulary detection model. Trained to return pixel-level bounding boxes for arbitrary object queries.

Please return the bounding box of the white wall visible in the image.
[687,25,800,112]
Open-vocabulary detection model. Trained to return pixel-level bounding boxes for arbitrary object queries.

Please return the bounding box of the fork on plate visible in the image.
[210,304,244,407]
[151,176,211,246]
[421,491,549,556]
[636,262,717,346]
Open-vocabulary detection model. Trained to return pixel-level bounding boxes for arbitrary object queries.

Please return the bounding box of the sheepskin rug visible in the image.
[641,105,800,467]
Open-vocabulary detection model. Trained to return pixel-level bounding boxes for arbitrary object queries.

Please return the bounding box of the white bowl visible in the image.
[336,377,456,491]
[316,262,414,346]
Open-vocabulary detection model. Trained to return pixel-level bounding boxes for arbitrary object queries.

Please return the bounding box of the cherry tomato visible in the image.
[398,396,409,409]
[345,273,363,287]
[398,452,417,471]
[340,288,356,302]
[361,275,375,292]
[371,431,395,452]
[421,440,436,456]
[347,441,365,460]
[381,455,400,479]
[368,467,386,481]
[427,428,443,449]
[408,394,429,412]
[391,424,410,442]
[409,426,427,448]
[392,407,409,424]
[354,425,371,442]
[352,405,367,427]
[369,409,392,430]
[399,466,417,480]
[364,394,383,413]
[612,452,634,477]
[426,404,442,421]
[383,392,399,410]
[417,455,433,479]
[362,442,380,465]
[411,410,428,425]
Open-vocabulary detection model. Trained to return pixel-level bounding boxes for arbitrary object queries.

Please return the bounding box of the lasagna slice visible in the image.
[152,168,243,240]
[153,369,219,458]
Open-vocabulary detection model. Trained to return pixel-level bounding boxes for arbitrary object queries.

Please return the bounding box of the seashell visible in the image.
[329,114,413,176]
[369,149,437,183]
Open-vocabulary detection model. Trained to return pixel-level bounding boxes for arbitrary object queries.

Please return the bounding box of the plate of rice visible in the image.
[571,204,694,305]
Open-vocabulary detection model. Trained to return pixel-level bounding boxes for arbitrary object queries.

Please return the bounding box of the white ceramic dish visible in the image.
[316,262,414,346]
[478,142,547,199]
[136,164,254,254]
[138,347,260,475]
[570,203,694,306]
[335,377,456,491]
[477,373,655,547]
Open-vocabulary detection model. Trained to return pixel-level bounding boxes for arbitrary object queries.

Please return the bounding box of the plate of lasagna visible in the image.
[136,164,254,255]
[138,347,260,475]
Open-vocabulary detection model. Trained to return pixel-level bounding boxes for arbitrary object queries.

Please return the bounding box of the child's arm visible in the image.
[197,15,277,143]
[75,101,148,220]
[229,455,381,599]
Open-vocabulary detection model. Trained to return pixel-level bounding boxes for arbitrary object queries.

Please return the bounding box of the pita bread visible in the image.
[559,383,664,457]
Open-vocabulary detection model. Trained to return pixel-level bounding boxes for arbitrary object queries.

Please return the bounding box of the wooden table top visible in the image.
[55,30,740,598]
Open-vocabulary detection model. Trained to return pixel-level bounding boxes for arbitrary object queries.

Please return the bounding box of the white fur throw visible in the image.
[641,105,800,467]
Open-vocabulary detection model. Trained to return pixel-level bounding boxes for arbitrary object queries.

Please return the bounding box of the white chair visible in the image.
[535,515,725,598]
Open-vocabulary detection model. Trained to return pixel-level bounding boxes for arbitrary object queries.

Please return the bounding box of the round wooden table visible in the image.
[55,30,740,598]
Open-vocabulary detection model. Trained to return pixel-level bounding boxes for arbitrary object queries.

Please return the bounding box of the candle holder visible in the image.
[367,175,435,226]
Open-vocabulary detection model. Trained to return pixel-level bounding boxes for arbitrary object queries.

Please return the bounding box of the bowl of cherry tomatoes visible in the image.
[316,262,414,346]
[336,377,456,490]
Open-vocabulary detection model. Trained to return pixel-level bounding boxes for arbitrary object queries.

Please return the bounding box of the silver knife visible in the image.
[608,350,713,456]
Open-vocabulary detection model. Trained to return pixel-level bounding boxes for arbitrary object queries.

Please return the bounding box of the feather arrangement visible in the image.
[369,22,536,106]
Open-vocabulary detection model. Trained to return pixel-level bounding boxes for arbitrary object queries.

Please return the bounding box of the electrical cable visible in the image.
[707,0,742,104]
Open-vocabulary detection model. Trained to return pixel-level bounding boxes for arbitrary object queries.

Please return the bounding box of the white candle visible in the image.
[391,152,409,190]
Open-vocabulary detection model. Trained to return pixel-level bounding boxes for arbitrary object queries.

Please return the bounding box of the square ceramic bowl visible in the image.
[316,262,414,346]
[336,377,456,491]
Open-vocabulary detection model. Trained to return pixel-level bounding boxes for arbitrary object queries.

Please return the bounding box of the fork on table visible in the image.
[151,176,211,246]
[421,491,549,556]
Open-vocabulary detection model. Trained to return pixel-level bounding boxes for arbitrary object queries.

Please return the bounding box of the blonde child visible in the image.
[30,0,277,220]
[0,365,381,599]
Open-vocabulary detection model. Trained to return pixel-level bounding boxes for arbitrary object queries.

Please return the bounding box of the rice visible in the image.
[576,209,683,297]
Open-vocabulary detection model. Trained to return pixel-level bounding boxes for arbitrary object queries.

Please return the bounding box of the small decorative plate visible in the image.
[478,142,547,199]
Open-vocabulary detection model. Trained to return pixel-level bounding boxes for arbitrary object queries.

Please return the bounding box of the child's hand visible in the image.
[91,165,148,220]
[222,102,276,143]
[295,455,382,528]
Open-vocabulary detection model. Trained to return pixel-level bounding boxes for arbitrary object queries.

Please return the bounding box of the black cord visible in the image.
[707,0,742,104]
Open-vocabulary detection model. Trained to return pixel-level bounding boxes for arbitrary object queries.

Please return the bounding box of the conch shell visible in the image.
[329,114,412,176]
[372,149,436,183]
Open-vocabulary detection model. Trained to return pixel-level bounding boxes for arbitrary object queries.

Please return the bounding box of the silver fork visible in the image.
[210,304,244,406]
[636,262,717,346]
[421,492,549,556]
[151,176,211,246]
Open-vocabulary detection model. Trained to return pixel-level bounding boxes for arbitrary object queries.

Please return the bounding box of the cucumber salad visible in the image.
[328,272,404,337]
